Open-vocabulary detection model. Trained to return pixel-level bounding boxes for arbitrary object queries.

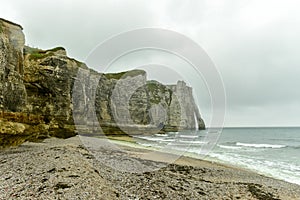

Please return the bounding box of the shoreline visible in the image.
[103,135,300,185]
[1,136,300,199]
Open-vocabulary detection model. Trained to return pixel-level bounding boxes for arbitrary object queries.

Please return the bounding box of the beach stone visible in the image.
[0,136,298,199]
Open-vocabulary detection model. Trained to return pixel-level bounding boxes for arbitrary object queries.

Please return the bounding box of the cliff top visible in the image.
[0,18,23,30]
[24,46,66,59]
[104,69,146,80]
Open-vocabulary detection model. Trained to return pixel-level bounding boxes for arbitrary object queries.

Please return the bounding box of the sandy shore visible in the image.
[0,136,300,199]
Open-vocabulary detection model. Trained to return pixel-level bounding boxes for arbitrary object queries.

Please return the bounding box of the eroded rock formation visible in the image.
[0,18,205,147]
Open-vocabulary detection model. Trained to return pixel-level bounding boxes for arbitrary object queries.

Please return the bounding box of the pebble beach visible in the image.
[1,136,300,199]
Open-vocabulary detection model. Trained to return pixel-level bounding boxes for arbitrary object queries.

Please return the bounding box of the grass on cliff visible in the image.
[48,47,65,52]
[147,81,163,92]
[29,52,52,60]
[146,80,171,93]
[104,70,146,80]
[146,80,173,104]
[26,46,65,60]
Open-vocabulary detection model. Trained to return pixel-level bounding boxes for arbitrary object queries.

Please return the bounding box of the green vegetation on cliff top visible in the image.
[104,69,146,80]
[147,80,166,92]
[0,18,23,30]
[25,46,65,60]
[146,80,173,104]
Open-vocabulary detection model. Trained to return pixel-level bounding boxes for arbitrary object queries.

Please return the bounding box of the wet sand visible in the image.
[0,136,300,199]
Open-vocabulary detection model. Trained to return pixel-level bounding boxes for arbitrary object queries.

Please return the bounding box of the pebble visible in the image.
[0,136,299,200]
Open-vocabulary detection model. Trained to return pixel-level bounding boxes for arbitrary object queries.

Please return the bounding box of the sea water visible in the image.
[134,127,300,185]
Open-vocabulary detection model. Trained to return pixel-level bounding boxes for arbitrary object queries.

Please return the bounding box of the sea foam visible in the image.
[236,142,286,149]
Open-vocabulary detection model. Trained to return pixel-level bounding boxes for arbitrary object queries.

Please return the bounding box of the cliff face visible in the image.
[23,46,86,138]
[168,81,205,130]
[0,18,205,146]
[0,18,26,112]
[0,19,29,146]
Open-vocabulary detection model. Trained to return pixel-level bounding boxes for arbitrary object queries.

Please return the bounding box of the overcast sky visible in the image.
[1,0,300,127]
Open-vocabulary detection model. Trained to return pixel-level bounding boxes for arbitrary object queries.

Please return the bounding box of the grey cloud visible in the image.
[6,0,157,61]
